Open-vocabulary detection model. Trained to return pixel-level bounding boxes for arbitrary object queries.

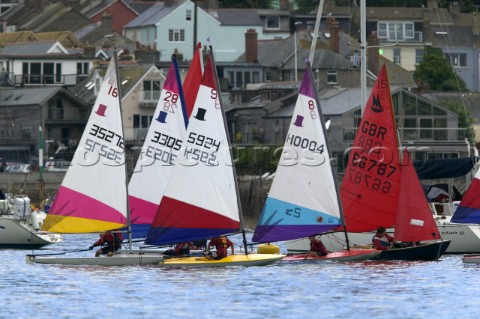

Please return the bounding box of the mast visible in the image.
[360,0,367,113]
[306,61,350,250]
[113,51,132,252]
[309,0,324,63]
[209,46,249,255]
[38,126,44,201]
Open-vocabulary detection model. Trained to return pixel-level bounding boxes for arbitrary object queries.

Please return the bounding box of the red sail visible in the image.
[340,65,401,232]
[395,149,441,242]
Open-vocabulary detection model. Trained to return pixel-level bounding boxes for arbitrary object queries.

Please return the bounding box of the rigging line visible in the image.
[433,1,471,125]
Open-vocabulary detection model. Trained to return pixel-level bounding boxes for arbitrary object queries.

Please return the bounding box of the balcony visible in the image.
[0,73,88,87]
[139,91,160,108]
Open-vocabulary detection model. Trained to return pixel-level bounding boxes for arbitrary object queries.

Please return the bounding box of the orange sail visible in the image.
[340,65,401,232]
[395,149,441,242]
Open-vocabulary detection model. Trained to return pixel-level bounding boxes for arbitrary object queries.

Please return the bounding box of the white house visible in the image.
[0,41,94,87]
[123,0,288,63]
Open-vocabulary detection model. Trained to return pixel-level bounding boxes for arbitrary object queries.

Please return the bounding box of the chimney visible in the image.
[368,31,380,76]
[245,29,258,63]
[280,0,289,10]
[101,11,113,31]
[327,17,340,54]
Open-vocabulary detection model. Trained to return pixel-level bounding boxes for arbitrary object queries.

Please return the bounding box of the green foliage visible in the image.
[413,47,468,92]
[293,0,319,13]
[232,145,282,175]
[440,100,476,144]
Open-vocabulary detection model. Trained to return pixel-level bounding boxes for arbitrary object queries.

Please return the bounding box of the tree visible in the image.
[294,0,319,13]
[413,47,468,92]
[440,100,476,145]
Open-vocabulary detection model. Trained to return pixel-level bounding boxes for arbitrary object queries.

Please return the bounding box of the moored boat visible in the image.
[0,194,63,249]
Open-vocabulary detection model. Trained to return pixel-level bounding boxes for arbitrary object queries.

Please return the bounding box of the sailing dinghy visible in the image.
[128,54,189,240]
[144,50,284,267]
[252,62,379,262]
[26,54,164,266]
[340,65,450,260]
[452,156,480,263]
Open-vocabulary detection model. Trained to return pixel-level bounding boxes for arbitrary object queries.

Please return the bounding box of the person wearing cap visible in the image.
[372,226,394,250]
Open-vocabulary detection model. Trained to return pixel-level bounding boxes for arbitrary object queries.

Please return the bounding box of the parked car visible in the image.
[5,163,31,173]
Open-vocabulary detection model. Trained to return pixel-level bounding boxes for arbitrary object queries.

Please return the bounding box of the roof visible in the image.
[0,31,36,47]
[431,26,477,47]
[236,35,353,70]
[207,9,262,26]
[0,41,69,56]
[84,0,138,18]
[10,2,90,33]
[128,1,158,14]
[365,7,424,20]
[69,62,163,105]
[34,31,83,48]
[0,87,62,106]
[124,0,187,28]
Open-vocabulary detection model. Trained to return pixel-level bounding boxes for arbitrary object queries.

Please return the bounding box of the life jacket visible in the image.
[220,237,228,247]
[113,232,123,245]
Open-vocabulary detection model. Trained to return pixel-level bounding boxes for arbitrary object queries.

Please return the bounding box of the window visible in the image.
[445,53,467,67]
[266,16,280,29]
[133,114,153,138]
[415,49,424,64]
[393,48,401,64]
[265,71,271,82]
[21,62,62,84]
[327,70,338,85]
[225,69,262,89]
[186,10,192,21]
[168,29,185,42]
[43,63,54,84]
[143,80,161,101]
[377,22,414,41]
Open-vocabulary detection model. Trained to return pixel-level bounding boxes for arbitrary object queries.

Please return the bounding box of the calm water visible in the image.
[2,233,480,319]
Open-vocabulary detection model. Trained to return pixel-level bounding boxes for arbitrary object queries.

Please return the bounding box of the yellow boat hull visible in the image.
[159,253,284,267]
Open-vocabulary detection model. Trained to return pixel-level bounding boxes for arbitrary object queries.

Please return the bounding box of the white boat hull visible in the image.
[26,253,165,266]
[286,221,480,254]
[0,214,63,249]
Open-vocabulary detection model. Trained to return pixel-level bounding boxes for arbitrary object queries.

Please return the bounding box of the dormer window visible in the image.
[266,16,279,30]
[377,22,414,41]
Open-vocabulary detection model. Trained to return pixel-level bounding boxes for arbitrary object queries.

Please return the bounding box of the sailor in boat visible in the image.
[307,235,329,257]
[204,236,234,260]
[89,230,124,257]
[164,242,194,256]
[372,227,395,250]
